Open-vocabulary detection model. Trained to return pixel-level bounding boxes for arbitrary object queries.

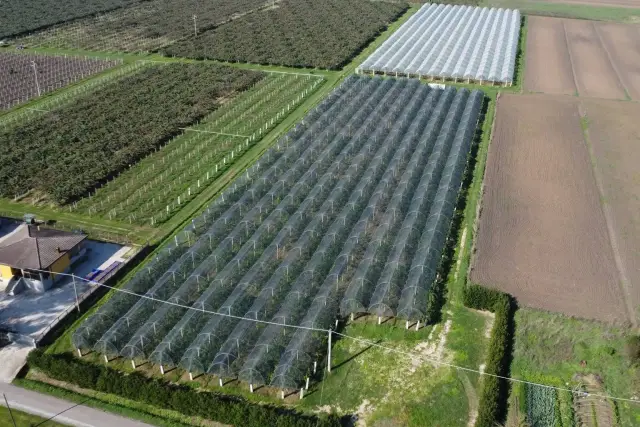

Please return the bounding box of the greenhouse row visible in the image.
[357,4,521,84]
[72,76,483,391]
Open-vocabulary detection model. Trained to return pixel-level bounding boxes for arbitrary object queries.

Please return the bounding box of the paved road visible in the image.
[0,383,154,427]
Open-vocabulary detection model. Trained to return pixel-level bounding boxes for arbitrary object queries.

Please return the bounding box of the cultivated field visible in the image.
[73,73,323,226]
[582,99,640,324]
[163,0,407,69]
[357,4,521,84]
[471,93,628,323]
[17,0,271,53]
[524,16,639,99]
[71,77,483,391]
[0,63,262,204]
[531,0,640,8]
[0,52,121,110]
[0,0,140,38]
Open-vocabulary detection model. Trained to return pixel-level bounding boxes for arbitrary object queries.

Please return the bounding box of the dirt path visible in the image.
[460,372,479,427]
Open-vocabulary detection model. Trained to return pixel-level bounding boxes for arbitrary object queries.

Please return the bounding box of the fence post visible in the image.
[72,275,80,312]
[327,330,332,373]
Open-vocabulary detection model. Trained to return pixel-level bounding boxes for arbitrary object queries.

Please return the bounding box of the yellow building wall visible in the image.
[0,264,14,280]
[49,253,70,280]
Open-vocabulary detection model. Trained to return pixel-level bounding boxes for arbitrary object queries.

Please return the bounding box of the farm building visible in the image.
[0,223,86,294]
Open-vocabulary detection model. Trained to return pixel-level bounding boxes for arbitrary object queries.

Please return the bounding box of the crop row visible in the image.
[0,52,121,110]
[0,63,262,204]
[1,0,140,39]
[16,0,270,53]
[72,76,483,392]
[163,0,407,70]
[73,73,323,226]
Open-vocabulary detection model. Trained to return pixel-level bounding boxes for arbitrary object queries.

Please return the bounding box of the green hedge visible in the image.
[463,284,515,427]
[27,350,341,427]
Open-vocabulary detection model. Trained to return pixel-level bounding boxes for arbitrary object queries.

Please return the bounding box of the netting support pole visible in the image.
[405,321,409,330]
[77,348,82,357]
[313,361,317,374]
[300,388,304,399]
[377,316,381,325]
[72,276,80,312]
[104,355,108,364]
[189,372,193,381]
[415,320,420,331]
[219,378,223,387]
[160,365,164,375]
[131,360,136,369]
[327,330,332,373]
[249,384,254,393]
[335,319,338,328]
[281,390,285,399]
[305,377,309,390]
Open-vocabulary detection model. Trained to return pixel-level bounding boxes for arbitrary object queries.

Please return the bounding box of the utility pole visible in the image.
[31,61,41,97]
[193,15,198,37]
[3,394,17,427]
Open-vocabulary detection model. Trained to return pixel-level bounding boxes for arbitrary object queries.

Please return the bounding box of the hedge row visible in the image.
[463,284,515,427]
[27,350,341,427]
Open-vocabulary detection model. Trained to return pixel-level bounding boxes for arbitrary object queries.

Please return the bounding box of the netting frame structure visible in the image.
[356,4,521,86]
[71,76,485,396]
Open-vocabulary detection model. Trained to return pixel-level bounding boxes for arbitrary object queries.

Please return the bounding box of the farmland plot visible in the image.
[163,0,407,69]
[357,4,521,85]
[73,73,324,226]
[71,76,483,392]
[470,93,628,323]
[582,99,640,325]
[0,52,121,110]
[524,16,640,100]
[17,0,271,53]
[0,0,141,39]
[0,63,262,204]
[523,16,577,95]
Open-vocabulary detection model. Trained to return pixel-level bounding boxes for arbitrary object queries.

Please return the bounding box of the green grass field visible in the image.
[511,308,640,426]
[0,404,69,427]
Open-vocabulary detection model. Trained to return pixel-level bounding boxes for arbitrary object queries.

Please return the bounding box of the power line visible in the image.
[21,268,640,405]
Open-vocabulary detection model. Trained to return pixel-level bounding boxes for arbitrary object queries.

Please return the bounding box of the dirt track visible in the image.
[524,17,638,100]
[582,99,640,325]
[471,94,628,323]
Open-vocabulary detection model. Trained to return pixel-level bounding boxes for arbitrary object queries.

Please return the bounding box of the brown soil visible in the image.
[595,23,640,100]
[532,0,640,8]
[525,17,640,100]
[524,16,577,95]
[581,99,640,325]
[470,93,628,323]
[564,19,627,100]
[573,374,615,427]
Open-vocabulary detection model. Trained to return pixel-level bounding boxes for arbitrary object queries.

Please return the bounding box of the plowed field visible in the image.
[524,17,640,100]
[582,99,640,325]
[471,94,628,323]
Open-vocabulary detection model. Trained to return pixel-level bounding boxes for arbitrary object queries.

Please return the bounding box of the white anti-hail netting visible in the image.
[358,4,520,84]
[74,76,483,391]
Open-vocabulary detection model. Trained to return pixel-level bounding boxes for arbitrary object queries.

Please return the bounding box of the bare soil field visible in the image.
[596,23,640,100]
[582,99,640,324]
[524,17,639,100]
[532,0,640,8]
[524,16,577,95]
[471,93,628,323]
[564,19,627,99]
